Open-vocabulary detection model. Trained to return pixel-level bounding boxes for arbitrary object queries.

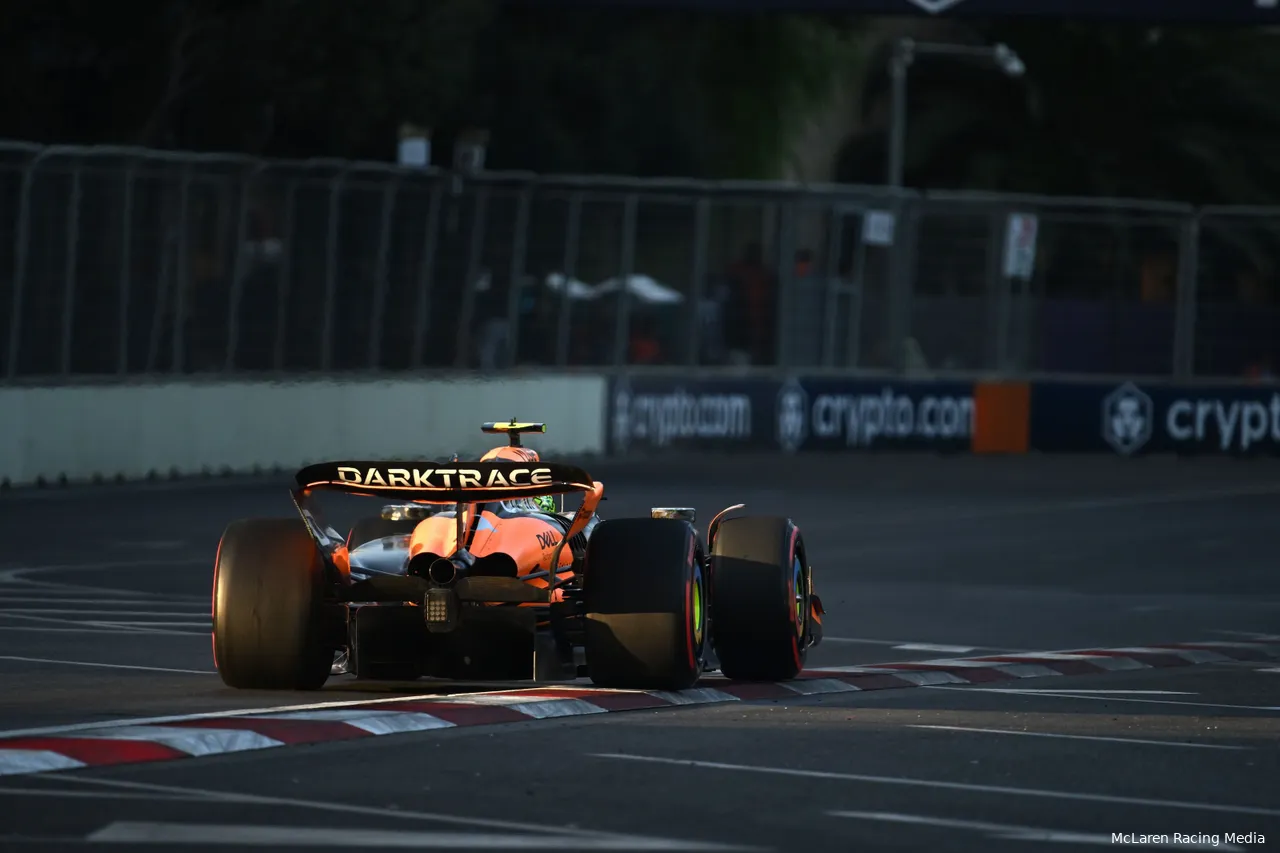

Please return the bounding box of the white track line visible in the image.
[0,626,204,637]
[0,613,203,637]
[0,598,205,607]
[964,689,1195,695]
[0,609,205,618]
[849,483,1280,525]
[591,754,1280,819]
[821,637,1022,653]
[827,812,1241,851]
[923,687,1280,713]
[59,776,719,843]
[0,682,604,740]
[0,786,208,804]
[0,655,214,675]
[85,822,757,851]
[907,725,1250,751]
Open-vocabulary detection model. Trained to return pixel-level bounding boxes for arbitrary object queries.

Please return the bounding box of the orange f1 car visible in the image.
[212,421,824,691]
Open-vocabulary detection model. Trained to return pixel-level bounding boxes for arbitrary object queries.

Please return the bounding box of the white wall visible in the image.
[0,376,608,487]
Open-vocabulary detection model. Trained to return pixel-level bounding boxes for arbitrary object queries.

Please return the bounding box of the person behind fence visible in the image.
[724,241,777,365]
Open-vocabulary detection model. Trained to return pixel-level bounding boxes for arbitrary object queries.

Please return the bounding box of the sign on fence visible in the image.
[1002,212,1038,280]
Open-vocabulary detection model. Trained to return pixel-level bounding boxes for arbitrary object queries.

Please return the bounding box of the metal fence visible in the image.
[2,141,1277,382]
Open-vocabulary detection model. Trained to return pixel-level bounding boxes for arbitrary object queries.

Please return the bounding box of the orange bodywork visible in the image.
[399,442,605,606]
[408,510,575,602]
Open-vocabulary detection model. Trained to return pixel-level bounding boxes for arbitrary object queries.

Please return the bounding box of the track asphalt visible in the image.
[0,453,1277,851]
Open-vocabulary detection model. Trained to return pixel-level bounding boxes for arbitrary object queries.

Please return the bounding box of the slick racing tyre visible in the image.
[347,517,418,551]
[583,518,706,691]
[710,516,811,681]
[212,518,340,690]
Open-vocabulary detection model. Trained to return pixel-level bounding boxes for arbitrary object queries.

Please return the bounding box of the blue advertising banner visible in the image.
[1030,380,1280,456]
[607,375,781,454]
[606,373,976,454]
[778,377,975,453]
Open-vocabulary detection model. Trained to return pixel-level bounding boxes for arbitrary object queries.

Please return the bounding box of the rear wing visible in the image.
[294,460,594,504]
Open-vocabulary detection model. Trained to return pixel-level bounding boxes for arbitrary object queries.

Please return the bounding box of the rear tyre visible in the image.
[212,518,339,690]
[347,517,418,550]
[583,518,706,690]
[710,516,810,681]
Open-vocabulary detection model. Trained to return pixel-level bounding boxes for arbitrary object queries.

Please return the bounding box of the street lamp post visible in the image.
[886,38,1026,189]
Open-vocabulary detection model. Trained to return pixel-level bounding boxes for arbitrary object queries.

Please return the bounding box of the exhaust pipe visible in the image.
[428,558,458,587]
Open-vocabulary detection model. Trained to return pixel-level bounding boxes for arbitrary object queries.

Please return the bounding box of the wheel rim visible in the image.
[692,569,705,648]
[792,556,806,640]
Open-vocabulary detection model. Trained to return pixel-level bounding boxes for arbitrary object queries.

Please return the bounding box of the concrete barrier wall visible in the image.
[0,376,608,487]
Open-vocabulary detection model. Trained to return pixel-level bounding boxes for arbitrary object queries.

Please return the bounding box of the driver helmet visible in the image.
[500,496,558,515]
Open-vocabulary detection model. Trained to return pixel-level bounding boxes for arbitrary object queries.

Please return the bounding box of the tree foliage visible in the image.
[838,23,1280,204]
[0,0,860,178]
[7,3,1280,203]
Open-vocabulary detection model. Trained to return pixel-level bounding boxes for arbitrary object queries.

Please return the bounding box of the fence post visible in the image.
[273,177,299,371]
[454,185,490,369]
[774,198,798,369]
[503,183,533,369]
[886,195,917,372]
[611,193,639,368]
[367,174,401,370]
[8,153,45,378]
[686,196,710,366]
[224,163,265,371]
[411,179,444,369]
[60,158,83,375]
[116,162,137,374]
[169,165,193,374]
[320,167,351,371]
[555,193,583,367]
[1172,209,1200,379]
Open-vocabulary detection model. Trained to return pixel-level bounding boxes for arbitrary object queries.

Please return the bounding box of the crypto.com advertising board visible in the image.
[606,375,974,454]
[1030,380,1280,456]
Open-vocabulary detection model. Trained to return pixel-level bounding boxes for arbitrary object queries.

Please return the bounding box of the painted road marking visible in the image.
[0,683,631,740]
[86,622,209,629]
[0,785,208,804]
[72,725,282,757]
[85,822,761,850]
[924,687,1280,713]
[252,710,454,736]
[61,775,716,841]
[0,639,1275,778]
[822,637,1015,652]
[0,750,86,776]
[592,754,1280,819]
[0,598,204,606]
[0,625,205,637]
[827,812,1242,851]
[1211,631,1280,641]
[0,655,214,675]
[0,613,202,637]
[0,609,205,617]
[907,725,1251,750]
[958,689,1195,694]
